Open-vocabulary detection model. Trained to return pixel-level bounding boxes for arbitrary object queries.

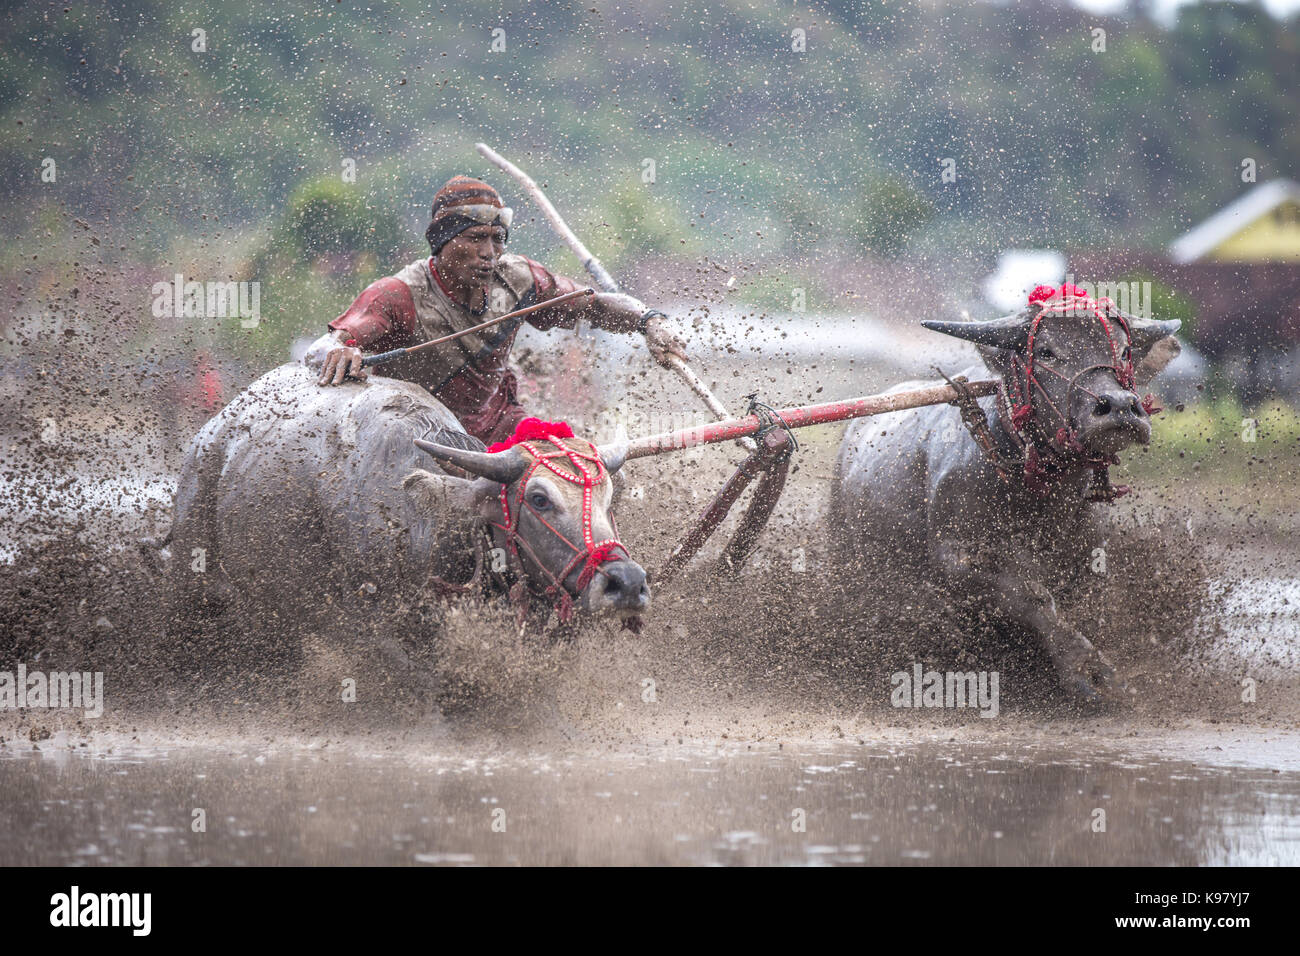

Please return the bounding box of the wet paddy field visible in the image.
[2,724,1296,866]
[1,341,1297,867]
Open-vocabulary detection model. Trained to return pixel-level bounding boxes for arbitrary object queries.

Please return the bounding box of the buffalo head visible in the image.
[405,433,649,619]
[924,301,1181,457]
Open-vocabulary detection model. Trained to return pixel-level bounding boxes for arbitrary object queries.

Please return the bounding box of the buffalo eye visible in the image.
[1121,345,1132,361]
[1036,345,1056,360]
[528,491,551,510]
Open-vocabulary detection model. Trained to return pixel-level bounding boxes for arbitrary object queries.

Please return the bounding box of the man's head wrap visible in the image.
[425,175,513,254]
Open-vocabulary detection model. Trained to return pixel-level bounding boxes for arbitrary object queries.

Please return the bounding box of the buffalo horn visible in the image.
[413,439,527,484]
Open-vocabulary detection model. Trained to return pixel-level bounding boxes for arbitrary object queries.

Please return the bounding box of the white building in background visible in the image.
[982,249,1066,313]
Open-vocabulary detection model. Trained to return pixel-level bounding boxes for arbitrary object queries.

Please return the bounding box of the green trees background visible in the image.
[2,0,1297,359]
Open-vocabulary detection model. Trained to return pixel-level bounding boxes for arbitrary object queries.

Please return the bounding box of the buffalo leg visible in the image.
[933,541,1126,704]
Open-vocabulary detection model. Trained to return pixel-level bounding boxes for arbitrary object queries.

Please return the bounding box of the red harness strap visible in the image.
[490,431,630,625]
[998,286,1161,501]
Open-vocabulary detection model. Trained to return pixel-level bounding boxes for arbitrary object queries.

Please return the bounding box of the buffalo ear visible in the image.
[1134,335,1181,387]
[607,469,627,508]
[1126,317,1182,355]
[975,343,1017,378]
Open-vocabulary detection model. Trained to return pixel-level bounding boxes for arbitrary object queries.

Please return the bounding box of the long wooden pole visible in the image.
[475,142,756,450]
[625,379,1000,460]
[474,144,619,296]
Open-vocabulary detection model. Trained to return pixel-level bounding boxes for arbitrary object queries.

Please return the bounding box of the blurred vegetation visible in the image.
[253,176,404,272]
[584,181,700,275]
[852,173,937,256]
[231,176,405,359]
[0,0,1297,378]
[3,0,1296,262]
[728,270,832,314]
[1115,272,1201,338]
[1132,395,1300,480]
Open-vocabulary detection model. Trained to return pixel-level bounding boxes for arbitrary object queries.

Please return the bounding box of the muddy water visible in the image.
[2,728,1296,866]
[4,352,1299,868]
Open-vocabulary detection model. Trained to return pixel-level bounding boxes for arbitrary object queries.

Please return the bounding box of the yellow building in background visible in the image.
[1170,179,1300,264]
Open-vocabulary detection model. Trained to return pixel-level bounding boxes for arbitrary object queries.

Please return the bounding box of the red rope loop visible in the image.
[997,285,1145,501]
[488,424,631,626]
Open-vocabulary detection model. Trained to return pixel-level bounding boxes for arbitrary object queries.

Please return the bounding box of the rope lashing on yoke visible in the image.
[933,367,1017,486]
[742,392,799,459]
[486,420,632,626]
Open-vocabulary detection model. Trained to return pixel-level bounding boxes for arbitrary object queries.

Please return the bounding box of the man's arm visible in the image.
[310,277,418,386]
[521,258,687,366]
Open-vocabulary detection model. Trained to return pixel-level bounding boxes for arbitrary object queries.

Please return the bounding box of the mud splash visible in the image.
[1,353,1297,865]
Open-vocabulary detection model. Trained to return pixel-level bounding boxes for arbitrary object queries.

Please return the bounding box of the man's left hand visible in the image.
[644,314,689,367]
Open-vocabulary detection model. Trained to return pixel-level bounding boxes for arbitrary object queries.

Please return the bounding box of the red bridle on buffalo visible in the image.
[487,419,630,625]
[999,284,1161,500]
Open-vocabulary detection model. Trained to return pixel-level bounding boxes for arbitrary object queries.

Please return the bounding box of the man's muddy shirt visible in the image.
[329,253,581,439]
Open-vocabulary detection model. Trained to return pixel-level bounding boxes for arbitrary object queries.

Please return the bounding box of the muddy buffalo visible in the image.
[832,285,1181,704]
[166,364,648,670]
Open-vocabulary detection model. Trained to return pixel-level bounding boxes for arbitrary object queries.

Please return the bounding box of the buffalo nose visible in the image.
[598,561,651,610]
[1092,390,1146,420]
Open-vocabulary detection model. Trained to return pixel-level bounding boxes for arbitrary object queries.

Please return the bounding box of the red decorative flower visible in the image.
[487,418,576,453]
[1028,283,1089,305]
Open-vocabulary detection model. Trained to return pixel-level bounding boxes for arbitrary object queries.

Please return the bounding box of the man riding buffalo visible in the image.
[307,175,688,446]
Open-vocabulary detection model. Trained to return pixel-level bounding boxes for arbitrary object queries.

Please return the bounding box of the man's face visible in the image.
[437,223,506,286]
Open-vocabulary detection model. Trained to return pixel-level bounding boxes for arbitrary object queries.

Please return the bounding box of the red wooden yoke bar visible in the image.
[627,379,999,461]
[636,379,1000,585]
